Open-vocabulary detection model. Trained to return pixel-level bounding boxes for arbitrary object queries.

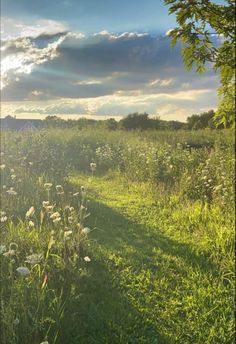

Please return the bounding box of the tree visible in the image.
[164,0,235,127]
[120,113,151,130]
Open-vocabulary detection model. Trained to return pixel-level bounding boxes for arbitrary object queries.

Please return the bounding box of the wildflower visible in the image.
[11,174,16,180]
[42,201,50,207]
[68,217,73,224]
[44,183,53,190]
[16,267,30,276]
[0,211,6,216]
[69,207,74,212]
[26,206,35,218]
[45,205,54,212]
[0,245,6,254]
[50,212,60,220]
[13,318,20,325]
[214,185,222,192]
[0,216,7,223]
[81,227,91,235]
[53,217,61,224]
[90,162,96,172]
[3,249,15,257]
[28,221,35,228]
[84,256,91,262]
[6,187,17,196]
[56,185,63,192]
[0,164,6,170]
[2,185,6,189]
[81,186,86,192]
[10,169,15,173]
[64,230,73,239]
[25,254,42,264]
[28,162,33,166]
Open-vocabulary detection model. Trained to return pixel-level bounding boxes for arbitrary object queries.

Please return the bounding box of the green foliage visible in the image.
[0,128,235,343]
[164,0,236,127]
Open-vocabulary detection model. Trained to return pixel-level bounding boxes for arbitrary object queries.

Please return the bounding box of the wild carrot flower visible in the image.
[6,187,17,196]
[25,254,42,264]
[53,217,61,224]
[44,183,53,190]
[50,212,60,220]
[16,267,30,276]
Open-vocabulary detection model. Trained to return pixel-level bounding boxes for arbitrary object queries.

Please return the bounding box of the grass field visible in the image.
[0,128,235,344]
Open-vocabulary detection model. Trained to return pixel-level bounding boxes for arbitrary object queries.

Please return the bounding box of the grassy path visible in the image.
[66,173,234,344]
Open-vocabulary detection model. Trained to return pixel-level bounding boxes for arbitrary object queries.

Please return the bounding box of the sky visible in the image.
[1,0,223,121]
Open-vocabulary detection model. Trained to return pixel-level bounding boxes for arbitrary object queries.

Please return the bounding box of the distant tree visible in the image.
[187,110,221,129]
[120,112,153,130]
[105,118,118,130]
[164,0,235,127]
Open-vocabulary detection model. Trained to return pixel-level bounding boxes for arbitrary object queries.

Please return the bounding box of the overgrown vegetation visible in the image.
[0,128,235,343]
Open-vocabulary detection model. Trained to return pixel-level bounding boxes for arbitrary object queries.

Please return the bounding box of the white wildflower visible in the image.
[84,256,91,262]
[44,183,53,190]
[53,217,61,224]
[81,227,91,235]
[16,266,30,276]
[0,245,6,254]
[42,201,50,207]
[13,318,20,325]
[56,185,63,192]
[0,164,6,170]
[25,254,42,264]
[28,221,35,228]
[11,174,16,180]
[6,187,17,196]
[0,216,8,223]
[64,230,73,239]
[26,206,35,218]
[50,212,60,220]
[0,211,6,216]
[90,162,96,172]
[3,249,15,257]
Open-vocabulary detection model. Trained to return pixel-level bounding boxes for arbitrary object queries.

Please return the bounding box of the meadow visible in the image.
[0,128,235,344]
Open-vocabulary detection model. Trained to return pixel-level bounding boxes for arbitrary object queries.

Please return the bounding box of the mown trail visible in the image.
[68,174,234,344]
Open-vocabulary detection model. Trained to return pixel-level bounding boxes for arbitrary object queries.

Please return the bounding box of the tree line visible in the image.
[41,110,224,130]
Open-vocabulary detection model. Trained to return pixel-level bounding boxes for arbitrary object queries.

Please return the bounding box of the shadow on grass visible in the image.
[89,199,217,274]
[57,196,219,343]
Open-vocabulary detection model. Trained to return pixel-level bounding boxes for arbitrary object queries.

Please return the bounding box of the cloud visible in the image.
[1,17,68,40]
[1,26,219,120]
